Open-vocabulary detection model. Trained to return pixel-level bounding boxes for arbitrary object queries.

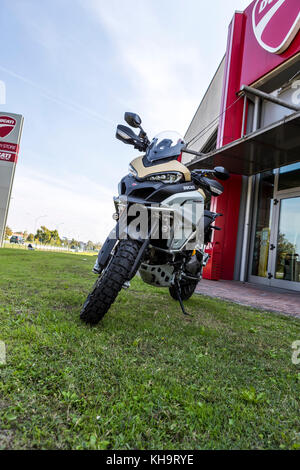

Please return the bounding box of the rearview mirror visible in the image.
[124,112,142,128]
[214,166,230,181]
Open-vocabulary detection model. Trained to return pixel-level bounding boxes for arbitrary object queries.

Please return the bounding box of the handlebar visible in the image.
[191,169,215,176]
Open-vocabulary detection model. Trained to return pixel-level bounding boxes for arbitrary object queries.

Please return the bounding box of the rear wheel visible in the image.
[80,239,141,325]
[169,280,198,301]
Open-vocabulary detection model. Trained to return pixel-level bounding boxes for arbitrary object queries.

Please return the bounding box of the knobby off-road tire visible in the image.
[169,280,198,302]
[80,239,141,325]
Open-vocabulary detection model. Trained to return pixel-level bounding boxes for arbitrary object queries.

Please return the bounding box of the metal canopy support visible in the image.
[186,111,300,176]
[183,85,300,171]
[240,85,300,112]
[182,148,206,158]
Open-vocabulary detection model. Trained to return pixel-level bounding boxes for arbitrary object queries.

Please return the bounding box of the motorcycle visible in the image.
[80,112,229,325]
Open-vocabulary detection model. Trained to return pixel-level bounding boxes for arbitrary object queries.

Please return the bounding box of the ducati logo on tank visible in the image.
[252,0,300,54]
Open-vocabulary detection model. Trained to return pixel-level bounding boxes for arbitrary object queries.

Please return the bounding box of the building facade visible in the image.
[185,0,300,291]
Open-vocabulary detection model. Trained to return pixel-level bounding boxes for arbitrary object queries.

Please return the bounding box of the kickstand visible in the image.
[175,279,192,317]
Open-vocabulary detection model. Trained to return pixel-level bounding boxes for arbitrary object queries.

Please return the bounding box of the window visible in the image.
[278,163,300,192]
[251,171,274,277]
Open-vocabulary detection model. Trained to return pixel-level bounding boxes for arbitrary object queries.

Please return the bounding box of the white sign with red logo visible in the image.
[0,116,16,138]
[252,0,300,54]
[0,112,24,246]
[0,113,23,164]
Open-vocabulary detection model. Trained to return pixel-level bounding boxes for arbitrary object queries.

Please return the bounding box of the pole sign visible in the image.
[0,112,24,246]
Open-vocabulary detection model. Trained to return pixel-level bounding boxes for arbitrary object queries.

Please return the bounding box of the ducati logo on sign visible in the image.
[0,116,17,138]
[252,0,300,55]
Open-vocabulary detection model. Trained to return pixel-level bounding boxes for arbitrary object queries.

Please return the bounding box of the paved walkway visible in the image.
[196,279,300,318]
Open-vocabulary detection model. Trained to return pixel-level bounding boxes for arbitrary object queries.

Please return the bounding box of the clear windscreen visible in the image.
[146,131,185,162]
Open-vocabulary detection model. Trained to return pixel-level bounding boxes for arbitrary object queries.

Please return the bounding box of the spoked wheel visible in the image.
[80,239,141,325]
[169,280,198,301]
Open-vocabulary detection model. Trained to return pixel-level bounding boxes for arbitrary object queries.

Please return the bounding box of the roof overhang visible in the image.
[186,111,300,176]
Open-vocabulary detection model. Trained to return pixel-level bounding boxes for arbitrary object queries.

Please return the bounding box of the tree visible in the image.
[70,238,79,248]
[94,242,102,251]
[276,232,297,280]
[277,232,296,259]
[49,229,61,246]
[35,226,51,244]
[4,226,13,239]
[27,233,34,242]
[34,226,62,246]
[86,240,94,251]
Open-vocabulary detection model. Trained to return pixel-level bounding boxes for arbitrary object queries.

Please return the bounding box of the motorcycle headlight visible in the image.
[147,172,183,184]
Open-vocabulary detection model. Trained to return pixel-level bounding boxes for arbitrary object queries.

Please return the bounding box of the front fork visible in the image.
[93,220,121,274]
[93,210,153,278]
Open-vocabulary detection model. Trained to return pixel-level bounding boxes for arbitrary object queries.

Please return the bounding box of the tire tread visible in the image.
[80,239,140,325]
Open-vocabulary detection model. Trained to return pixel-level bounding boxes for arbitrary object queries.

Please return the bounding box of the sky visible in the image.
[0,0,251,243]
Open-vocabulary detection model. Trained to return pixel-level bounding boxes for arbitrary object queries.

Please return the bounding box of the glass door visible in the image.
[249,171,275,285]
[249,163,300,291]
[269,195,300,290]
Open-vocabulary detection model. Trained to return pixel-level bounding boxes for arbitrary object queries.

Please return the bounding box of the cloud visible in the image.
[83,0,208,136]
[7,166,115,242]
[0,65,113,126]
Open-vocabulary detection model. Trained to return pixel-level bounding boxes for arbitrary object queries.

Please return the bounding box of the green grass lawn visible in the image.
[0,248,299,450]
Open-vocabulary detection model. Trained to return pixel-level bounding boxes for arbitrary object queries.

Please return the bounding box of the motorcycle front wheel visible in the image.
[80,239,140,325]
